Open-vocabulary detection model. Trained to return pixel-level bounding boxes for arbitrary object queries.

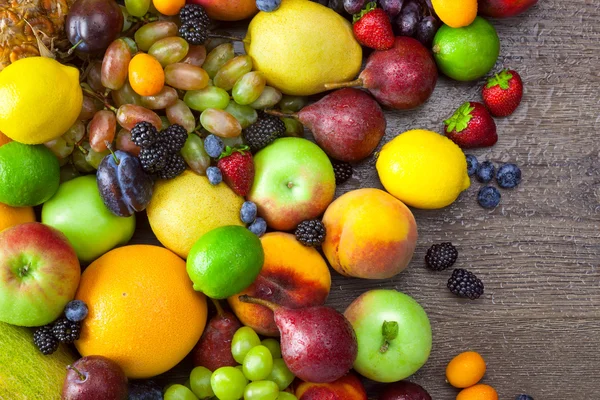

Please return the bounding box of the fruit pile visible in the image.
[0,0,539,399]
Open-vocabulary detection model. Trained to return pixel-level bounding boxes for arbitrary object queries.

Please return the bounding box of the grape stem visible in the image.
[208,34,246,43]
[323,79,363,90]
[81,87,117,113]
[264,109,298,119]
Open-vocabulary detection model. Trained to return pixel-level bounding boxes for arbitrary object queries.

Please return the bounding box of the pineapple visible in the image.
[0,0,75,70]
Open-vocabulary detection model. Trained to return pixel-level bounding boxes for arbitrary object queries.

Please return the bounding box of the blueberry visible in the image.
[206,166,222,185]
[466,154,479,176]
[248,217,267,237]
[477,186,501,209]
[204,134,224,159]
[516,396,534,400]
[128,380,163,400]
[64,300,88,322]
[476,161,495,183]
[496,163,522,189]
[256,0,282,12]
[240,201,258,224]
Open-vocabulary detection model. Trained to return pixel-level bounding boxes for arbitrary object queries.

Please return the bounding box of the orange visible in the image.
[0,203,35,232]
[0,132,11,147]
[74,245,207,379]
[128,53,165,96]
[153,0,185,16]
[446,351,487,388]
[456,384,498,400]
[432,0,477,28]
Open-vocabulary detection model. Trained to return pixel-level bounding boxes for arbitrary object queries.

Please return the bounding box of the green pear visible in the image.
[244,0,362,96]
[0,321,76,399]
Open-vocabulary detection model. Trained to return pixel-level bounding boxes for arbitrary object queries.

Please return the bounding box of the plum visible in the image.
[379,381,432,400]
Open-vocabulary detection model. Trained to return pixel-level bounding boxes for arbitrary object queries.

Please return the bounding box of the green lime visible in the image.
[433,17,500,81]
[187,225,264,299]
[0,142,59,206]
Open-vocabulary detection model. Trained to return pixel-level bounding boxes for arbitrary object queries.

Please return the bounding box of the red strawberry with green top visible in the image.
[217,146,255,197]
[353,2,395,51]
[482,69,523,117]
[444,102,498,149]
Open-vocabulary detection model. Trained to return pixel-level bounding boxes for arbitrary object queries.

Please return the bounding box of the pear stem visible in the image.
[211,298,225,317]
[324,79,363,91]
[264,109,298,119]
[208,34,245,43]
[238,295,279,311]
[67,365,86,382]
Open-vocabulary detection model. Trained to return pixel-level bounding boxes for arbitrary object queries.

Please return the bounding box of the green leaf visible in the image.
[353,1,377,23]
[486,69,513,90]
[444,102,475,133]
[218,145,250,160]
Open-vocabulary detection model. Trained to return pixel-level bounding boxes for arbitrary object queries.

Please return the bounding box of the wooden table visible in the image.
[146,1,600,398]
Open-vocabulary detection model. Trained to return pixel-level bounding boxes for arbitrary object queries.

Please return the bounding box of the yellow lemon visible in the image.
[0,57,82,144]
[376,129,470,209]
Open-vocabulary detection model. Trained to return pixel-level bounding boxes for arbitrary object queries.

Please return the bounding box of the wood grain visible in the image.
[142,1,600,398]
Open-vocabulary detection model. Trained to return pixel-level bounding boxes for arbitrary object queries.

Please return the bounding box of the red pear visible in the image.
[239,295,357,383]
[325,37,437,110]
[478,0,538,18]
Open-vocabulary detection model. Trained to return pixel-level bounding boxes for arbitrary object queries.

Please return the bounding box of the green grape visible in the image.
[134,21,179,52]
[210,367,246,400]
[140,86,179,110]
[243,381,279,400]
[164,384,199,400]
[222,136,244,148]
[149,37,190,67]
[282,118,304,138]
[232,71,266,106]
[125,0,150,18]
[278,95,308,113]
[200,109,241,138]
[249,87,283,110]
[185,380,193,390]
[190,366,214,399]
[63,120,86,145]
[44,136,74,159]
[78,95,100,121]
[86,147,110,170]
[119,5,132,31]
[213,56,253,91]
[57,156,69,167]
[112,81,143,107]
[167,100,196,133]
[72,143,95,173]
[260,339,281,359]
[182,45,207,67]
[205,32,232,52]
[184,86,230,112]
[242,345,273,381]
[267,359,294,391]
[225,102,257,129]
[59,164,81,183]
[165,63,210,91]
[181,134,211,175]
[202,43,235,79]
[231,326,261,364]
[276,392,297,400]
[160,116,171,129]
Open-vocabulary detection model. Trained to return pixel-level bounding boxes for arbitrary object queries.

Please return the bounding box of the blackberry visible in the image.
[179,23,208,46]
[161,124,188,154]
[157,153,186,180]
[52,318,81,343]
[33,325,59,355]
[130,121,158,148]
[295,219,326,247]
[332,160,353,184]
[179,4,210,25]
[243,114,286,153]
[139,144,168,174]
[425,242,458,271]
[447,269,484,300]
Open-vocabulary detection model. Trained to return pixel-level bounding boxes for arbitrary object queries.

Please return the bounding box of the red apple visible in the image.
[0,222,80,327]
[187,0,257,21]
[478,0,538,18]
[62,355,128,400]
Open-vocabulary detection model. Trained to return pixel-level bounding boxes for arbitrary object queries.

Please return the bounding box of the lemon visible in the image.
[376,129,470,209]
[0,57,83,144]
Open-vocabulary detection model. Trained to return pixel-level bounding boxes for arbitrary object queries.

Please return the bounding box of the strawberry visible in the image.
[353,2,395,51]
[217,146,255,197]
[482,69,523,117]
[444,102,498,149]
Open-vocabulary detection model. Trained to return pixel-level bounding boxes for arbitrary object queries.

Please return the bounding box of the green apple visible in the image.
[247,137,336,231]
[0,321,76,399]
[344,289,432,382]
[42,175,135,263]
[0,223,80,327]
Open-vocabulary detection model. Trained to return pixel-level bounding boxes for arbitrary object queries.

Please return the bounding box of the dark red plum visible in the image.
[379,381,432,400]
[66,0,123,54]
[62,356,128,400]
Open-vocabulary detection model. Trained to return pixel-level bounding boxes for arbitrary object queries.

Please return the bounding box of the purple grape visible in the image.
[328,0,346,14]
[344,0,367,14]
[402,0,422,15]
[415,16,440,47]
[394,9,419,37]
[379,0,404,17]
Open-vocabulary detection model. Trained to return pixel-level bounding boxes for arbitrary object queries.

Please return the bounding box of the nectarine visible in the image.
[187,0,257,21]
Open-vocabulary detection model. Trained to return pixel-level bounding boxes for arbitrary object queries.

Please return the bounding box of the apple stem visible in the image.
[211,298,225,317]
[208,33,245,43]
[379,320,399,354]
[323,79,363,91]
[264,109,298,119]
[67,365,87,382]
[238,295,279,311]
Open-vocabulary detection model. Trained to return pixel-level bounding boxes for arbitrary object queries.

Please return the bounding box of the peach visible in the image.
[322,188,418,279]
[188,0,257,21]
[228,232,331,336]
[295,373,368,400]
